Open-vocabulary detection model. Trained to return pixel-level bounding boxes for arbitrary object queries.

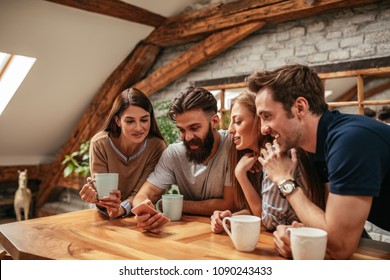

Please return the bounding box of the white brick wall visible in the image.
[150,0,390,242]
[365,221,390,243]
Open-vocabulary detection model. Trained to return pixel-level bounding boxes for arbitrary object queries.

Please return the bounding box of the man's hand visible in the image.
[134,200,167,233]
[258,140,298,184]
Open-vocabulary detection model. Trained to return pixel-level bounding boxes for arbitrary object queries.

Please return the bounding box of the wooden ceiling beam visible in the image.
[365,80,390,99]
[134,21,266,96]
[44,0,166,27]
[36,41,161,207]
[146,0,377,46]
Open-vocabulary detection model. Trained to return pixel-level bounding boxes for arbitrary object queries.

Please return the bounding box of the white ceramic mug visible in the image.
[222,215,261,252]
[288,227,328,260]
[94,173,118,198]
[156,194,183,221]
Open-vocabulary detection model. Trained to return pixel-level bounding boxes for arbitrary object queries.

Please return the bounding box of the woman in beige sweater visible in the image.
[79,88,167,218]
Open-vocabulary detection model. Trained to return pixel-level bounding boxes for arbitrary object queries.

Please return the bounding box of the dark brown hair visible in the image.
[168,86,217,122]
[247,64,328,116]
[101,87,165,142]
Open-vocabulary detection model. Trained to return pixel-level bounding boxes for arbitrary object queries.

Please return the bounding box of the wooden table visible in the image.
[0,209,389,260]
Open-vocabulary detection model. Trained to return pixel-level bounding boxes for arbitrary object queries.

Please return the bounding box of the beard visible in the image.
[277,126,301,152]
[183,124,215,164]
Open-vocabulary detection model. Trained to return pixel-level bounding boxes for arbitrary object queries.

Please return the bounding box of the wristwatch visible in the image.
[278,179,298,198]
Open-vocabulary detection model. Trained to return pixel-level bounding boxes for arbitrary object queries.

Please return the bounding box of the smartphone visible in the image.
[131,202,170,226]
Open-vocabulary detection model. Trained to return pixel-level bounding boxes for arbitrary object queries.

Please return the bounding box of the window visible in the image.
[210,89,242,129]
[0,52,36,116]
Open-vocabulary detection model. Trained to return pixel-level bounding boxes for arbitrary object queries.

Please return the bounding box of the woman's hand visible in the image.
[79,177,98,203]
[235,153,258,178]
[98,190,123,218]
[210,210,232,234]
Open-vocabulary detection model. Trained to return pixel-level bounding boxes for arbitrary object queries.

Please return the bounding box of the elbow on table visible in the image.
[326,241,357,260]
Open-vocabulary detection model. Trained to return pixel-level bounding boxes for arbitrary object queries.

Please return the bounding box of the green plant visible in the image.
[153,101,180,144]
[62,140,90,178]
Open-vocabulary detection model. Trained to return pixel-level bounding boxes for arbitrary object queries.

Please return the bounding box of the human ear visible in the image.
[295,97,308,115]
[114,115,121,127]
[211,113,220,128]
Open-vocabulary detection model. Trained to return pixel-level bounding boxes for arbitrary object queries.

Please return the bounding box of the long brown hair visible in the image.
[100,87,165,142]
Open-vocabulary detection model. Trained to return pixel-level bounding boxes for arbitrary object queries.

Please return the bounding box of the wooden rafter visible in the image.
[134,21,266,95]
[335,85,358,102]
[146,0,378,46]
[335,79,390,102]
[35,42,161,207]
[365,80,390,99]
[44,0,166,27]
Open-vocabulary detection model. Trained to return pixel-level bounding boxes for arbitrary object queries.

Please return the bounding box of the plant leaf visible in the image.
[63,165,74,177]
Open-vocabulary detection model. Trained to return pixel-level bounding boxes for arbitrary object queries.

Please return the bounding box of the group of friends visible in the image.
[78,64,390,260]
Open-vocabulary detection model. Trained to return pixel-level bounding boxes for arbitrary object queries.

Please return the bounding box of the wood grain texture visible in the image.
[45,0,165,27]
[135,21,265,95]
[0,210,388,260]
[0,210,282,260]
[146,0,377,46]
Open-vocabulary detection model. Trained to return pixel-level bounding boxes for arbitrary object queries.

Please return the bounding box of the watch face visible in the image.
[284,182,295,193]
[279,180,296,197]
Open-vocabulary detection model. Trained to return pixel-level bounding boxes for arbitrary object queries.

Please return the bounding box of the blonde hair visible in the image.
[228,91,270,210]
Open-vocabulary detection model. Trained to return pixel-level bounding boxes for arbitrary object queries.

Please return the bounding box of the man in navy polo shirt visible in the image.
[247,64,390,259]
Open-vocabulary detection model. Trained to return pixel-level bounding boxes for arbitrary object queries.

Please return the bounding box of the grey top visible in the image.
[147,130,232,200]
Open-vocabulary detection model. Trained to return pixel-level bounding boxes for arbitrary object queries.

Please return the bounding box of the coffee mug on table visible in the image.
[94,173,119,198]
[156,194,183,221]
[222,215,261,252]
[288,227,328,260]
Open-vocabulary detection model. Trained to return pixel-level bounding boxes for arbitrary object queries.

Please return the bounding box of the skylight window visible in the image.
[0,52,36,116]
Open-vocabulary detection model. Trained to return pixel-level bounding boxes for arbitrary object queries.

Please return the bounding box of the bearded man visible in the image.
[133,86,235,232]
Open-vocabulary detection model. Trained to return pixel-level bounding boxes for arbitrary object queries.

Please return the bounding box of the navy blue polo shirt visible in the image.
[313,110,390,231]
